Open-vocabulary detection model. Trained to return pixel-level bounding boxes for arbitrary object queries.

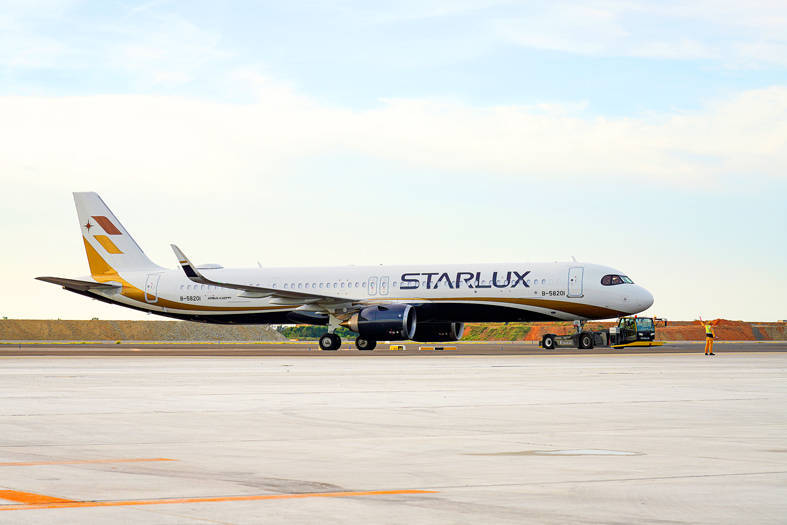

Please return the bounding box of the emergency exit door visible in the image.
[567,267,584,298]
[367,276,378,296]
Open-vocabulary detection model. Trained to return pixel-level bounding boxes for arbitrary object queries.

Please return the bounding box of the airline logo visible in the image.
[85,216,123,254]
[92,216,122,235]
[400,271,531,290]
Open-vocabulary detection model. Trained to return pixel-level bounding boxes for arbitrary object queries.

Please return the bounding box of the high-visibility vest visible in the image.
[705,324,713,336]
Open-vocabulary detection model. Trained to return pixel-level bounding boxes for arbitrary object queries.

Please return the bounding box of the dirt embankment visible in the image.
[0,319,285,342]
[463,320,786,341]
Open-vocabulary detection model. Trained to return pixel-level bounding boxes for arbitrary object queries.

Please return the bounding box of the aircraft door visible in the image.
[379,276,390,295]
[145,273,161,303]
[567,267,584,298]
[367,276,378,296]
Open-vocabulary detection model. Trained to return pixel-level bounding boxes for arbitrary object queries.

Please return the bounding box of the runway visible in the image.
[0,352,785,523]
[0,340,784,356]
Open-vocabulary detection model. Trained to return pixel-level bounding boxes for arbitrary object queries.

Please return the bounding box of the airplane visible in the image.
[37,192,654,350]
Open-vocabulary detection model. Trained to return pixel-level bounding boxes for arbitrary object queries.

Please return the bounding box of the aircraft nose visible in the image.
[622,286,653,314]
[633,286,654,312]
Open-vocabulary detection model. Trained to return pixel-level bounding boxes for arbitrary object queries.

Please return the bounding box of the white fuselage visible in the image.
[89,261,654,323]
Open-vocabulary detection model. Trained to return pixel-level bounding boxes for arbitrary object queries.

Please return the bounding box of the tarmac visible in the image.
[1,340,785,356]
[0,350,785,523]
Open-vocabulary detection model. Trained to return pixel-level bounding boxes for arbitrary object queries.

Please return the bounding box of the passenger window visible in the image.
[305,283,309,288]
[298,283,302,289]
[283,283,288,288]
[319,283,324,288]
[362,282,366,287]
[341,282,345,288]
[333,283,338,288]
[392,282,397,287]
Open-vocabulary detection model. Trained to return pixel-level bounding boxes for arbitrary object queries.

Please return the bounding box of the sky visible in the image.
[1,0,786,322]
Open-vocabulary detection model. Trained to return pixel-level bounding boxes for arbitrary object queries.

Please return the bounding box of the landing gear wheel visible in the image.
[578,332,594,349]
[319,333,342,351]
[355,336,376,351]
[542,334,556,350]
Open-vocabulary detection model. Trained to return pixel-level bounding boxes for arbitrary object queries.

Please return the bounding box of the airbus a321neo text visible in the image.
[38,192,654,350]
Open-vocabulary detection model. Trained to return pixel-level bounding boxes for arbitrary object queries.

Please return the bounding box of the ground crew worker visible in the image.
[704,322,715,356]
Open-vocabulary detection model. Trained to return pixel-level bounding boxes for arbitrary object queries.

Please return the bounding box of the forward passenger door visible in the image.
[567,267,584,298]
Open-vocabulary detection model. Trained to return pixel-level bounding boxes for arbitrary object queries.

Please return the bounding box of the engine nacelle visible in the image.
[343,304,416,340]
[411,322,465,342]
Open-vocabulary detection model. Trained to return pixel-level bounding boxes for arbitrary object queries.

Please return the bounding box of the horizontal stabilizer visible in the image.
[36,276,122,292]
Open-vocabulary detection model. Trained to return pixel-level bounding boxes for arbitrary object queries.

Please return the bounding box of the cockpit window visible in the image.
[601,274,634,286]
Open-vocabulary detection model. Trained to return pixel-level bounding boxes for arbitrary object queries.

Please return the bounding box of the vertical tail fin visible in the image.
[73,192,160,277]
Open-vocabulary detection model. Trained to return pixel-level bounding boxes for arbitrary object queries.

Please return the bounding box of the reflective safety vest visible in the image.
[705,324,713,336]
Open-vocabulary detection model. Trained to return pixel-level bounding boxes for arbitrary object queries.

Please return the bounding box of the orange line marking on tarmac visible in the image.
[0,491,75,505]
[0,489,438,511]
[0,458,174,467]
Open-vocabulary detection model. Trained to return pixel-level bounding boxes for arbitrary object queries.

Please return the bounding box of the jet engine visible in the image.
[342,304,416,340]
[412,322,465,342]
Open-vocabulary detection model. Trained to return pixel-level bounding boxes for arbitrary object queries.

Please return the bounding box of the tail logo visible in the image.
[92,216,122,235]
[94,235,123,254]
[84,216,124,254]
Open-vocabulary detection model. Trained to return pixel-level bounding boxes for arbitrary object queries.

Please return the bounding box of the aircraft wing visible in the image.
[36,276,121,292]
[171,245,357,305]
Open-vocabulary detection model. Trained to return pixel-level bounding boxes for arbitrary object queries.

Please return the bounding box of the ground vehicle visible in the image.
[540,317,666,350]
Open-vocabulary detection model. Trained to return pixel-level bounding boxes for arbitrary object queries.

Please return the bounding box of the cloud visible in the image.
[494,0,787,66]
[1,82,786,193]
[112,16,231,87]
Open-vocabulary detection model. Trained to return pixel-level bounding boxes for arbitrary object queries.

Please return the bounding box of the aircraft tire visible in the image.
[542,334,556,350]
[320,334,341,351]
[355,336,376,351]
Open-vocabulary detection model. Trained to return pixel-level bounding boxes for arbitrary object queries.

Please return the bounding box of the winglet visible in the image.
[171,244,201,280]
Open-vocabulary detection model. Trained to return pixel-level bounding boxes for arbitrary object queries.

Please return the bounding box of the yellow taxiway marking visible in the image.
[0,489,438,511]
[0,458,174,467]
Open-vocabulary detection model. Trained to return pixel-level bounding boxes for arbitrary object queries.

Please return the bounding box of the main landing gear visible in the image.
[319,312,376,351]
[318,334,378,351]
[319,313,344,351]
[354,336,376,351]
[319,333,342,351]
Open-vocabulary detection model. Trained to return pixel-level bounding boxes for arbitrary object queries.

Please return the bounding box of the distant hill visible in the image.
[0,319,284,342]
